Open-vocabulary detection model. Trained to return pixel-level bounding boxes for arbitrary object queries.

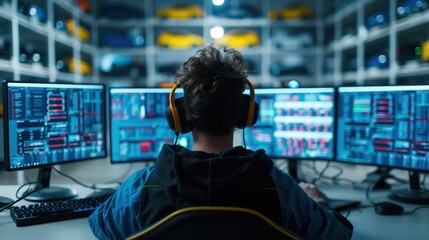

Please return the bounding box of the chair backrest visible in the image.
[127,206,302,240]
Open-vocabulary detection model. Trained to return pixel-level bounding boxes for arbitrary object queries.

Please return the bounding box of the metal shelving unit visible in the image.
[0,0,98,84]
[323,0,429,86]
[96,0,323,88]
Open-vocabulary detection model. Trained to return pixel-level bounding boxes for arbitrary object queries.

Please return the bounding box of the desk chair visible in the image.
[127,206,302,240]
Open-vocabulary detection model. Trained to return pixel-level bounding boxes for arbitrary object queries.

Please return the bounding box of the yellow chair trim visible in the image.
[127,206,300,240]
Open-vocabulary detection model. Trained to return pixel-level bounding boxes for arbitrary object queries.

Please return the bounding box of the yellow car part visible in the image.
[66,19,90,42]
[68,58,92,75]
[157,30,204,49]
[268,5,313,19]
[215,30,260,48]
[156,4,204,19]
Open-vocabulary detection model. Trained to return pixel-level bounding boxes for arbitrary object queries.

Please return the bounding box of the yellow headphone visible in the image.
[166,79,259,133]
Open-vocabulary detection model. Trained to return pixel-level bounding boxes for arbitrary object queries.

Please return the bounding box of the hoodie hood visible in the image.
[153,144,275,208]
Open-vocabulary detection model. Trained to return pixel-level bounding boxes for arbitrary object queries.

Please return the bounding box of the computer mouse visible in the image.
[374,201,404,215]
[0,196,14,208]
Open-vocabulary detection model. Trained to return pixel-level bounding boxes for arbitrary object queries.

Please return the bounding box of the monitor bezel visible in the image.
[246,87,336,161]
[335,85,429,173]
[2,80,108,172]
[108,87,184,164]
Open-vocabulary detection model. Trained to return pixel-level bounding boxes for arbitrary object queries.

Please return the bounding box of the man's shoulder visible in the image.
[121,166,156,189]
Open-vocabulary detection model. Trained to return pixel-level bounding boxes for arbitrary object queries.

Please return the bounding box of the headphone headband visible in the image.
[169,83,182,132]
[245,79,256,127]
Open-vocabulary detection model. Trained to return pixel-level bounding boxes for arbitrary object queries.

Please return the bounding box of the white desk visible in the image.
[0,185,97,240]
[322,184,429,240]
[1,184,428,240]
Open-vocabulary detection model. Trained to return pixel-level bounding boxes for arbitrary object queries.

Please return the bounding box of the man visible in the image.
[88,45,353,239]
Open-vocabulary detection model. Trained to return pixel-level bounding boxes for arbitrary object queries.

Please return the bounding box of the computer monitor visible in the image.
[337,85,429,204]
[244,88,336,180]
[2,80,107,202]
[109,88,192,163]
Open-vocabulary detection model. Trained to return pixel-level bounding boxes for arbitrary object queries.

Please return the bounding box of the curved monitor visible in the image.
[244,88,335,160]
[2,80,107,201]
[109,88,192,163]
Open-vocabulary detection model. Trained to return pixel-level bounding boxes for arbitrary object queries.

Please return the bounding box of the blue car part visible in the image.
[366,10,389,29]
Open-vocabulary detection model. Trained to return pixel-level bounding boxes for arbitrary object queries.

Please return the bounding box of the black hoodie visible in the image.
[139,144,282,227]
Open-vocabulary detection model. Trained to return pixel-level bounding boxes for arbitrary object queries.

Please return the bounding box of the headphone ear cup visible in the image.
[252,101,259,125]
[165,105,177,132]
[175,98,193,133]
[165,97,193,134]
[235,94,259,129]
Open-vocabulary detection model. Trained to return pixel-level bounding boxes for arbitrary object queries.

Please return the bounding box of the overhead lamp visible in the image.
[210,26,224,39]
[212,0,225,6]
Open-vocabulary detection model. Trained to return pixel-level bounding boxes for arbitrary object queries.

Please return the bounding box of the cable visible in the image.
[365,182,376,206]
[0,183,40,213]
[330,165,345,180]
[15,181,38,199]
[330,176,357,185]
[421,173,428,190]
[343,205,374,218]
[52,167,114,191]
[388,175,408,184]
[311,161,330,184]
[242,128,247,149]
[174,132,179,145]
[402,206,429,215]
[311,160,320,174]
[301,161,351,185]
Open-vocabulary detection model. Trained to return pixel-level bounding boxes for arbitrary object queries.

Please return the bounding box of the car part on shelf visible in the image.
[18,2,47,23]
[156,3,204,19]
[268,4,313,19]
[66,19,90,42]
[100,29,144,48]
[214,29,260,48]
[157,29,203,49]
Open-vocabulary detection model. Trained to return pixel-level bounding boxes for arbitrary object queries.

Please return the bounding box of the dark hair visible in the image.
[174,45,248,136]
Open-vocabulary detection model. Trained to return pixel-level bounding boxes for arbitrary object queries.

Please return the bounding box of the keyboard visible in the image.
[10,194,112,227]
[327,198,361,212]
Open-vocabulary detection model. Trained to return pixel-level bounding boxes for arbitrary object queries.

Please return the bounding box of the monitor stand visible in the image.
[0,196,14,208]
[25,167,77,202]
[354,166,392,190]
[389,170,429,205]
[288,158,300,182]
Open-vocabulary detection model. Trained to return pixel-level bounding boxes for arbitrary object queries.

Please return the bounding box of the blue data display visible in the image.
[245,88,335,160]
[337,86,429,171]
[109,88,192,162]
[5,82,106,170]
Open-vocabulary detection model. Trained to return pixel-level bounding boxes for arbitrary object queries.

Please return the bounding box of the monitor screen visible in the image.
[3,81,107,171]
[244,88,335,160]
[336,85,429,171]
[109,88,192,163]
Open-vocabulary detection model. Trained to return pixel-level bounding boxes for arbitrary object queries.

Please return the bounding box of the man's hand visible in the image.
[299,182,328,204]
